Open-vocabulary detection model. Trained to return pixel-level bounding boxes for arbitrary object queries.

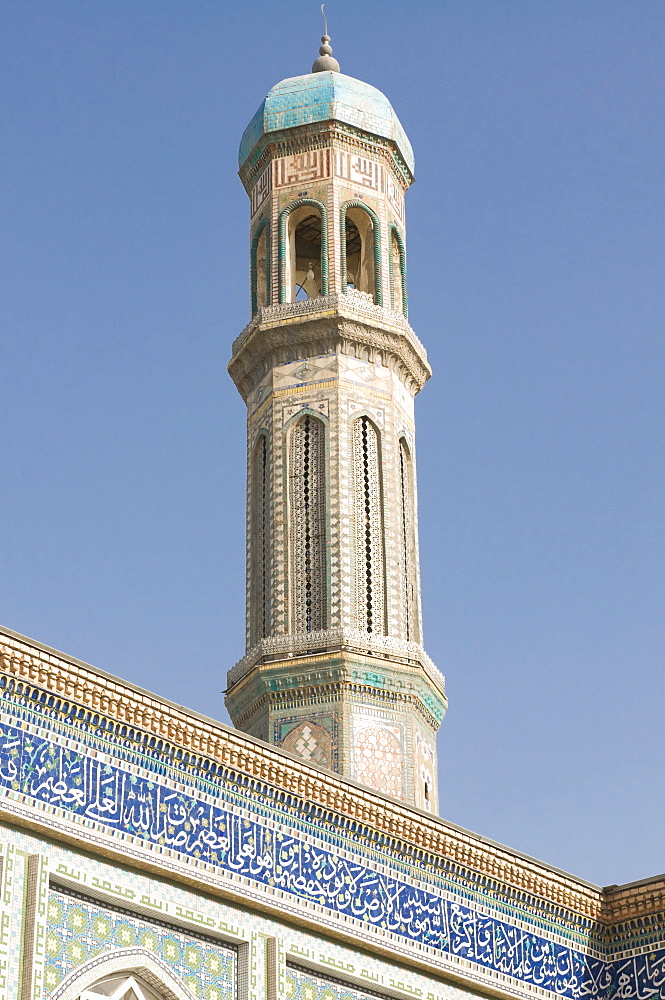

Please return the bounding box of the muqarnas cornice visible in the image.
[226,650,447,738]
[228,295,431,401]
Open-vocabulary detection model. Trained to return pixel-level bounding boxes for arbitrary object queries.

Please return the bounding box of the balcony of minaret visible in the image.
[228,292,430,406]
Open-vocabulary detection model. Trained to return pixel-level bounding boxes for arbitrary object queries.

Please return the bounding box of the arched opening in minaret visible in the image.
[288,412,327,633]
[278,199,329,304]
[352,415,386,634]
[289,207,323,302]
[390,224,407,317]
[340,201,382,306]
[250,218,270,316]
[343,207,376,300]
[398,436,420,643]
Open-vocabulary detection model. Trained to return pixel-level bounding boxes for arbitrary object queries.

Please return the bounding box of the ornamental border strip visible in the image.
[0,677,600,944]
[1,631,659,927]
[3,719,665,1000]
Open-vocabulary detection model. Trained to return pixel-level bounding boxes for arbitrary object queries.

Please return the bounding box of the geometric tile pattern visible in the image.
[286,964,393,1000]
[282,723,331,766]
[4,712,665,999]
[354,723,401,798]
[45,887,235,999]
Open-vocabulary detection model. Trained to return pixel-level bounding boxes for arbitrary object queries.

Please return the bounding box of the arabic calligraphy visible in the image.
[0,724,444,946]
[2,722,665,999]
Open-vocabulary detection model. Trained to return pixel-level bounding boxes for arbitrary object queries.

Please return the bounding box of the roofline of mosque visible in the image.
[0,624,601,891]
[3,621,665,928]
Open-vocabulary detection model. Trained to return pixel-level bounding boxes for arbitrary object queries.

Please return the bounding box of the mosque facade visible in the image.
[1,35,663,1000]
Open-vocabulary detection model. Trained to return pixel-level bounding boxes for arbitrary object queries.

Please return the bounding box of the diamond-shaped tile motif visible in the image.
[293,364,316,381]
[294,725,317,759]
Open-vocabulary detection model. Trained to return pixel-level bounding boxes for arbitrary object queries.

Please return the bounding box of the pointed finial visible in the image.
[312,4,341,73]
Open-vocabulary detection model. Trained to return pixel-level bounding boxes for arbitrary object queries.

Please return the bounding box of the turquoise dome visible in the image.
[239,71,414,175]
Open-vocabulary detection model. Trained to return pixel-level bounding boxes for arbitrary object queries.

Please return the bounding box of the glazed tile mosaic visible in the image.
[1,701,664,999]
[286,964,393,1000]
[45,886,235,999]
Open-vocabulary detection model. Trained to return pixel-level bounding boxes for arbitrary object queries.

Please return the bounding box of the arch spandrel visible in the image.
[52,951,197,1000]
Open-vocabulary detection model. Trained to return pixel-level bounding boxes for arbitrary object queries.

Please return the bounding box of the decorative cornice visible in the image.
[228,295,431,400]
[239,120,413,191]
[226,626,444,693]
[603,876,665,922]
[0,627,611,926]
[227,675,446,735]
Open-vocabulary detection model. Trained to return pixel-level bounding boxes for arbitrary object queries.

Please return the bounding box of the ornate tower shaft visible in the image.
[226,48,446,812]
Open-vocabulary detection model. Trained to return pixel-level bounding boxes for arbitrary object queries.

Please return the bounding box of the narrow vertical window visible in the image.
[251,435,271,643]
[389,225,407,317]
[255,226,268,310]
[398,438,420,642]
[353,416,386,634]
[289,414,327,633]
[250,218,270,316]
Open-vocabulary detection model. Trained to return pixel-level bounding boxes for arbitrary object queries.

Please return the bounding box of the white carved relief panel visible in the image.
[385,172,405,224]
[346,401,385,429]
[273,355,337,393]
[354,719,403,798]
[250,163,272,217]
[282,397,329,423]
[334,151,381,191]
[337,356,393,394]
[390,370,416,418]
[248,369,273,413]
[274,149,331,188]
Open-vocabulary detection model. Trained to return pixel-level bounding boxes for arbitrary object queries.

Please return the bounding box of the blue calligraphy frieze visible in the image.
[1,721,664,999]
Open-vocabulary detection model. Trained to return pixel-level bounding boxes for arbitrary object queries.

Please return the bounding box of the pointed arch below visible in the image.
[340,200,383,306]
[52,949,196,1000]
[398,435,420,643]
[278,198,329,304]
[250,217,271,315]
[250,431,271,644]
[288,411,328,633]
[80,974,159,1000]
[352,415,386,635]
[388,223,408,317]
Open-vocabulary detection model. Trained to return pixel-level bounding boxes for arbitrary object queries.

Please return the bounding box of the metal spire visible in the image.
[312,3,341,73]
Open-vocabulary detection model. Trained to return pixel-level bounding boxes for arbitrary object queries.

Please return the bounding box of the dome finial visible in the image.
[312,4,341,73]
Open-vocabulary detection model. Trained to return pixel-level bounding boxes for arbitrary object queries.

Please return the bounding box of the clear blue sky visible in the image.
[2,1,663,887]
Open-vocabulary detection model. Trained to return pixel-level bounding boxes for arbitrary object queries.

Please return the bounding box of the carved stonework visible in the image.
[228,301,431,402]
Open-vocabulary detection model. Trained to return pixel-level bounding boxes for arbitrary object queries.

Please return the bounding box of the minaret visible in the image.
[226,34,447,812]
